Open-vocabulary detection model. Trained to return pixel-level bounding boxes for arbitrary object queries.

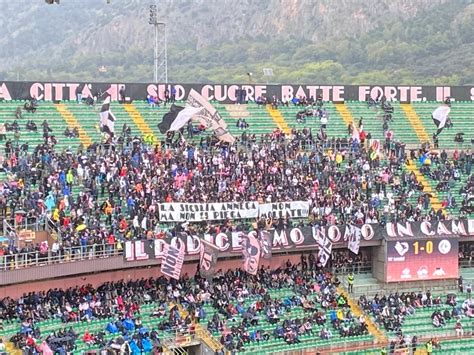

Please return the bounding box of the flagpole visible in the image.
[154,22,158,83]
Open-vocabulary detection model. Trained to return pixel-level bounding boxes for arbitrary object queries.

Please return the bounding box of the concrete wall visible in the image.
[372,241,387,282]
[0,253,303,299]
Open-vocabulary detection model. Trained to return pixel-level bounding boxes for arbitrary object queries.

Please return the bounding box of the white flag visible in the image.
[348,225,361,255]
[317,234,332,267]
[187,89,236,143]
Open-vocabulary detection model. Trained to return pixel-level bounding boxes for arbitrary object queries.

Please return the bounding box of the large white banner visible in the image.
[259,201,310,219]
[158,202,260,222]
[158,201,310,222]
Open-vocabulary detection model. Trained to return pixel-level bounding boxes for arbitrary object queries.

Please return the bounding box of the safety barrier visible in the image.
[0,243,123,271]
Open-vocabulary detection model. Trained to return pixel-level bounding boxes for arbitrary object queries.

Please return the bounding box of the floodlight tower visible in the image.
[149,2,168,83]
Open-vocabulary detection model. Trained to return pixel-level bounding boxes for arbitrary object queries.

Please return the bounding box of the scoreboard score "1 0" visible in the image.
[386,238,458,282]
[412,240,433,254]
[412,239,452,255]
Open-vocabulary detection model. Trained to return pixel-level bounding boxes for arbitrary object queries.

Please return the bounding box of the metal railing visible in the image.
[459,259,474,269]
[0,243,123,271]
[2,215,47,233]
[0,248,471,274]
[195,323,224,352]
[45,216,61,242]
[160,325,199,353]
[2,219,15,240]
[331,264,373,275]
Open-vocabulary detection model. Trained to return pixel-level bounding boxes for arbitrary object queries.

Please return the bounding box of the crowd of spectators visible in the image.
[459,243,474,266]
[1,97,473,354]
[357,290,472,355]
[0,260,366,353]
[0,110,458,261]
[359,290,474,348]
[1,270,195,353]
[207,263,368,352]
[417,149,474,214]
[329,249,371,274]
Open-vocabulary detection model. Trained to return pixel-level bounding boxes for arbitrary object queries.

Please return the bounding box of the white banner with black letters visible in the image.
[158,201,310,222]
[259,201,310,219]
[158,202,260,222]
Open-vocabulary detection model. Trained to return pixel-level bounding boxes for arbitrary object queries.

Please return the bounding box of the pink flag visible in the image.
[241,232,261,275]
[161,243,185,280]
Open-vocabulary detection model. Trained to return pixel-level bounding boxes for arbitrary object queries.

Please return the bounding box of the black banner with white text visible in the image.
[124,219,474,262]
[1,81,473,103]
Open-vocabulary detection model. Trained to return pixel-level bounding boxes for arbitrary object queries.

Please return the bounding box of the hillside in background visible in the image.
[0,0,473,84]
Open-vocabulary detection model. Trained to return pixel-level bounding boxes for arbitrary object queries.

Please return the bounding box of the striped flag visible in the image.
[259,230,272,260]
[161,243,185,280]
[99,96,116,137]
[158,104,203,133]
[317,234,332,267]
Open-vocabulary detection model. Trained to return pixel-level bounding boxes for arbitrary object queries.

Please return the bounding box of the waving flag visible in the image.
[432,103,451,137]
[161,243,185,280]
[187,89,236,144]
[241,232,261,275]
[315,227,333,267]
[259,230,272,260]
[99,96,116,137]
[318,235,332,267]
[347,225,361,255]
[199,240,219,279]
[370,139,380,160]
[158,104,203,134]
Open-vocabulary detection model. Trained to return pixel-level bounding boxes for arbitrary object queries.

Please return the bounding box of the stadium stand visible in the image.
[1,99,473,150]
[1,95,473,355]
[412,101,474,150]
[1,127,467,269]
[0,262,380,354]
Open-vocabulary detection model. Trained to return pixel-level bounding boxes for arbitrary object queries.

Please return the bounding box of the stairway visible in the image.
[406,159,443,210]
[55,103,93,147]
[195,323,225,353]
[266,105,291,134]
[338,287,388,345]
[123,103,156,140]
[173,305,224,353]
[335,103,356,126]
[400,104,430,143]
